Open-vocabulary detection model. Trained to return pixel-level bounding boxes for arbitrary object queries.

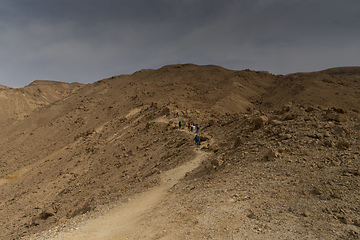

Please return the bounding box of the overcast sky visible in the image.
[0,0,359,88]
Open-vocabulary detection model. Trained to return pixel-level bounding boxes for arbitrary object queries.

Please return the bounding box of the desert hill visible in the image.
[0,80,83,127]
[260,67,360,112]
[0,64,359,239]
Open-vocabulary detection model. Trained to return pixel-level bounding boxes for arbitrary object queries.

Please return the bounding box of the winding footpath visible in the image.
[33,115,212,240]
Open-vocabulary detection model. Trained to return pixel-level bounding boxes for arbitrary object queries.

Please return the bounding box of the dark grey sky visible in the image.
[1,0,359,87]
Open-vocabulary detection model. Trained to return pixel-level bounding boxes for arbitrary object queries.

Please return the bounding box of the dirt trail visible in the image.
[25,114,212,240]
[43,124,210,240]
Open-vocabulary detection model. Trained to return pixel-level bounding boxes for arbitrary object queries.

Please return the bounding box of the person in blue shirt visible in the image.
[194,135,200,146]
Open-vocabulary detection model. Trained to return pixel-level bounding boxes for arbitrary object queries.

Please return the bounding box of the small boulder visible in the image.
[269,119,282,126]
[303,211,311,217]
[331,107,346,114]
[211,159,224,169]
[323,140,334,147]
[264,149,280,161]
[160,107,171,115]
[233,137,243,148]
[278,105,291,114]
[326,113,347,122]
[354,219,360,227]
[279,133,292,140]
[336,141,350,150]
[253,116,268,130]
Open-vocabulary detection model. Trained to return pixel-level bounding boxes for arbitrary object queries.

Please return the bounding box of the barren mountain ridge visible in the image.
[0,64,359,239]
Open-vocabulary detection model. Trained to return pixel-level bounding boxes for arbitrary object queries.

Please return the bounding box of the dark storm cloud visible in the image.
[0,0,359,87]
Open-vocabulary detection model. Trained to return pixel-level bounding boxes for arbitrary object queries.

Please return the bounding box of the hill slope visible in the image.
[260,67,360,111]
[0,64,359,239]
[0,80,83,127]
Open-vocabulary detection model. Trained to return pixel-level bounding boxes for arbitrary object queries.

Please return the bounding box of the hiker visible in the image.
[179,121,182,129]
[188,123,191,132]
[192,125,196,133]
[176,112,179,117]
[196,125,200,134]
[194,135,200,146]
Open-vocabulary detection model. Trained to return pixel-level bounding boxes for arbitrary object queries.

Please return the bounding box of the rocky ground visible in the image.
[0,64,359,239]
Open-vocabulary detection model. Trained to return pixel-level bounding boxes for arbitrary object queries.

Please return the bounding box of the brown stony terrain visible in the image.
[0,64,359,239]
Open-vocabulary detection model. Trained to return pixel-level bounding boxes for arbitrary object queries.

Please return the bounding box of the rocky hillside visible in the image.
[259,67,360,112]
[0,64,359,239]
[0,80,83,127]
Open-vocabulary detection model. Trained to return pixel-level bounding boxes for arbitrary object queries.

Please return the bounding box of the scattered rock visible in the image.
[336,141,350,150]
[67,201,92,219]
[278,105,291,114]
[325,112,347,122]
[269,119,282,126]
[264,149,280,161]
[303,211,311,217]
[331,107,346,114]
[233,137,243,148]
[199,136,210,142]
[283,113,297,121]
[279,133,292,140]
[311,187,323,196]
[160,106,171,115]
[208,144,220,153]
[211,159,224,169]
[38,211,54,220]
[323,139,334,147]
[209,119,216,126]
[332,126,349,137]
[354,219,360,227]
[253,116,268,130]
[247,211,257,219]
[339,216,350,224]
[278,147,289,153]
[305,106,315,112]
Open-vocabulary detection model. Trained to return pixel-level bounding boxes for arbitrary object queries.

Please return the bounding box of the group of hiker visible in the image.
[177,118,201,146]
